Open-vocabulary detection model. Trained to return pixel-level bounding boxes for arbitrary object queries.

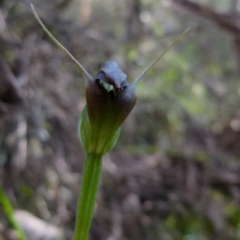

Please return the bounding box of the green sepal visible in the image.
[78,106,91,152]
[78,106,121,155]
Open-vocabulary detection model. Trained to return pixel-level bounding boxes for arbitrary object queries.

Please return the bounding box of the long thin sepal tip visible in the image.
[31,3,93,83]
[133,27,190,85]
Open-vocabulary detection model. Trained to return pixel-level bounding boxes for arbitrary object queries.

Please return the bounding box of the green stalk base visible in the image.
[73,153,102,240]
[0,186,27,240]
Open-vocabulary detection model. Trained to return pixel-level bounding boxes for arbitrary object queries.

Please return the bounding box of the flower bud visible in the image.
[31,4,189,156]
[79,61,136,155]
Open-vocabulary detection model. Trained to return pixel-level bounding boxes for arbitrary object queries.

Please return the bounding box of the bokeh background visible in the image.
[1,0,240,239]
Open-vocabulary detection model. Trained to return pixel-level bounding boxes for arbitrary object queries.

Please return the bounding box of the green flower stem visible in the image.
[0,186,27,240]
[74,153,102,240]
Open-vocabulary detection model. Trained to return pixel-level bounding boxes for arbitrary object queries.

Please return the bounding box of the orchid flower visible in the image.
[31,4,189,240]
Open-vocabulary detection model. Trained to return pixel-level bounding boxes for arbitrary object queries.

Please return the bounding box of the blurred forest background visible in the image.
[1,0,240,239]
